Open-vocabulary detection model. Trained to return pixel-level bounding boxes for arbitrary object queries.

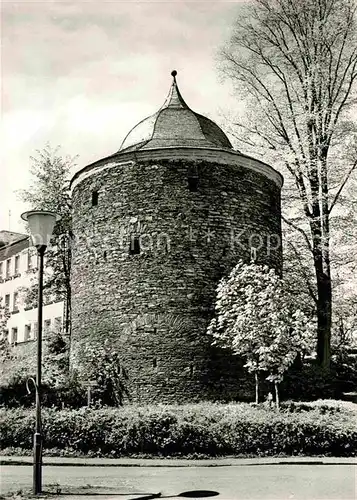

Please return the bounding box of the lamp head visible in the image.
[21,210,61,250]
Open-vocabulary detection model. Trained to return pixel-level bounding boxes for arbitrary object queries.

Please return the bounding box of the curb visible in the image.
[1,456,356,467]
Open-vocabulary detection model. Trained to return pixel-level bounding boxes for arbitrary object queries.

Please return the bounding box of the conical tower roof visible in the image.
[119,70,233,153]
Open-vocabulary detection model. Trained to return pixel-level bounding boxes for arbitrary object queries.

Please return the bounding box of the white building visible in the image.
[0,230,64,345]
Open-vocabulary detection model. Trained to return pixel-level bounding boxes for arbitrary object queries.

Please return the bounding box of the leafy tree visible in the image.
[208,261,314,407]
[72,340,128,406]
[19,144,76,337]
[219,0,357,368]
[42,329,70,388]
[0,328,72,407]
[331,294,357,358]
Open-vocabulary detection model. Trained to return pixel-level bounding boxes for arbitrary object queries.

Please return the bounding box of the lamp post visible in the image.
[21,210,61,495]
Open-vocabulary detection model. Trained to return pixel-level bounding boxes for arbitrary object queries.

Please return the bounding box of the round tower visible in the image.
[70,71,283,403]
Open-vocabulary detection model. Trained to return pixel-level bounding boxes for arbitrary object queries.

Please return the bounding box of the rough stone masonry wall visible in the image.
[71,157,282,403]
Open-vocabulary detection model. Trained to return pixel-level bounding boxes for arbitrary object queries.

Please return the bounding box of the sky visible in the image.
[1,0,244,233]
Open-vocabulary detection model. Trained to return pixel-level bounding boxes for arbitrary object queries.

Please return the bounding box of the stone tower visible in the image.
[70,71,283,403]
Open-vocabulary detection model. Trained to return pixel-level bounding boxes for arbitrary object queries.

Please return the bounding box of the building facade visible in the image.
[70,72,284,403]
[0,231,64,345]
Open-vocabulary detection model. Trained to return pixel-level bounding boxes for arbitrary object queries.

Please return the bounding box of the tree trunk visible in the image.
[274,381,279,410]
[316,266,332,368]
[309,159,332,370]
[63,234,72,344]
[316,152,332,369]
[65,288,71,339]
[255,372,259,404]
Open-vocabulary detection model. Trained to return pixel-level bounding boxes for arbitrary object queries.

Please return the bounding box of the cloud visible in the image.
[1,0,241,232]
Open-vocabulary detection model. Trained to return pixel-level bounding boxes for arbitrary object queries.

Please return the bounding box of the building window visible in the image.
[6,259,11,278]
[27,251,33,270]
[0,262,3,278]
[11,327,18,344]
[129,235,140,255]
[54,317,62,332]
[24,324,31,341]
[13,292,19,312]
[34,322,38,339]
[5,294,10,308]
[103,250,107,260]
[14,255,20,275]
[92,191,99,206]
[3,329,9,342]
[152,358,157,369]
[188,176,199,192]
[250,247,257,262]
[44,319,51,330]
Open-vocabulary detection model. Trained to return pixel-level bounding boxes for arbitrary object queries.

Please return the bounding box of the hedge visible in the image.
[1,401,356,457]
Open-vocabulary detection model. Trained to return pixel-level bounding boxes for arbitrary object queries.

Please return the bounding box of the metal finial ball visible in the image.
[171,70,177,77]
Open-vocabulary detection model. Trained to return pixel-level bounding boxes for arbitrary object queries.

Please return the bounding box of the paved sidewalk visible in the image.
[1,455,356,467]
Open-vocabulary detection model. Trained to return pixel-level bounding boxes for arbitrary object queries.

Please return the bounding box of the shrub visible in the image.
[1,402,356,457]
[0,374,86,409]
[281,358,357,401]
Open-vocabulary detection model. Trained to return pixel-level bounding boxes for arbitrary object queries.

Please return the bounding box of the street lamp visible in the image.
[21,210,61,495]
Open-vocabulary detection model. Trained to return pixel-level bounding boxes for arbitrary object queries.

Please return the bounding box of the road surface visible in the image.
[1,463,356,499]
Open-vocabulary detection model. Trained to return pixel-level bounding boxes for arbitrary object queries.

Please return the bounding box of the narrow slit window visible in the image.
[129,236,140,255]
[103,250,107,260]
[250,247,257,262]
[152,358,157,369]
[92,191,99,206]
[188,176,199,192]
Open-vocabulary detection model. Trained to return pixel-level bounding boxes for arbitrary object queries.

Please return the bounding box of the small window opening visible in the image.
[13,292,19,312]
[189,363,194,377]
[92,191,99,206]
[152,358,157,369]
[14,255,20,274]
[6,259,11,278]
[129,235,140,255]
[103,250,107,260]
[188,176,199,192]
[27,251,33,270]
[11,327,18,345]
[250,247,257,262]
[24,324,31,341]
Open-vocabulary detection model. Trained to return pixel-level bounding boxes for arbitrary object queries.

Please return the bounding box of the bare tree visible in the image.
[219,0,357,367]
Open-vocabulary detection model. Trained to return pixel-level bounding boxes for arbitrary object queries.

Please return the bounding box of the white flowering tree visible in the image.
[208,261,314,407]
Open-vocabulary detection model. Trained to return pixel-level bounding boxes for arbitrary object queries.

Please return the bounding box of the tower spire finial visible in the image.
[171,69,177,78]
